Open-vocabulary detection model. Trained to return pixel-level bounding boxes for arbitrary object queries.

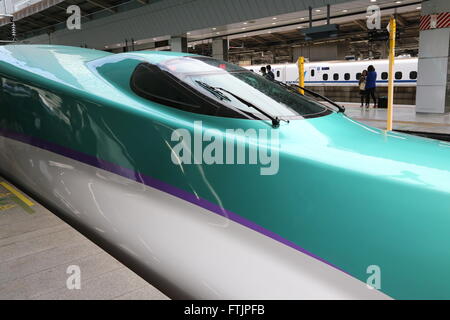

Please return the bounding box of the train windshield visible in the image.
[158,56,330,119]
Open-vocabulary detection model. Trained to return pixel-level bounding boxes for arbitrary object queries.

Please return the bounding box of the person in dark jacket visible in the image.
[266,65,275,81]
[365,65,377,108]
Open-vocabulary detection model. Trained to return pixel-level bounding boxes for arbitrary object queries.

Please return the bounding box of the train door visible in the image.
[272,66,285,82]
[308,67,319,84]
[284,65,296,84]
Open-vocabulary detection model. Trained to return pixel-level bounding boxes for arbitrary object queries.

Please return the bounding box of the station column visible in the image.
[212,38,228,61]
[416,0,450,113]
[170,36,188,53]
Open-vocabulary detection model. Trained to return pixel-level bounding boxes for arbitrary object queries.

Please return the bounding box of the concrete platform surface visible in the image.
[0,177,169,300]
[341,103,450,134]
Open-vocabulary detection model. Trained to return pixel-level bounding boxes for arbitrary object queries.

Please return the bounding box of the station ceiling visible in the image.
[0,0,157,40]
[0,0,422,60]
[188,0,421,42]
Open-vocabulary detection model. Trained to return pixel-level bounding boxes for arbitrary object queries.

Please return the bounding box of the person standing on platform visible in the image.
[266,65,275,81]
[260,66,267,78]
[359,70,367,108]
[365,65,377,108]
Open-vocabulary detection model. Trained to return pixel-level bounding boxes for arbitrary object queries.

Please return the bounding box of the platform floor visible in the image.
[0,177,169,300]
[342,103,450,134]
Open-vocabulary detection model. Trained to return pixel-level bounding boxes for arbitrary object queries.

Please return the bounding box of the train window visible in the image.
[356,73,361,80]
[395,72,402,80]
[409,71,417,79]
[333,73,339,81]
[131,63,219,116]
[323,74,328,81]
[344,73,350,80]
[132,59,330,119]
[311,69,315,77]
[381,72,388,80]
[276,70,280,77]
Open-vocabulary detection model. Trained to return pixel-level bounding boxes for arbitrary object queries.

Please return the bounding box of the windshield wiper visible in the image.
[195,80,231,102]
[275,80,345,113]
[195,80,285,128]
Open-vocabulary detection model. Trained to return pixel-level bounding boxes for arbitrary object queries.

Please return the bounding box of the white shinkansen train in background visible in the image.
[246,57,418,87]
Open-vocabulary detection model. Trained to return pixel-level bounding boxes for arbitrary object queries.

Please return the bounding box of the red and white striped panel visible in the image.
[420,12,450,30]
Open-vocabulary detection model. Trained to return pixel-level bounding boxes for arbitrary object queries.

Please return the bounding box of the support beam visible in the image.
[416,0,450,114]
[24,18,49,29]
[326,4,330,25]
[395,13,407,27]
[85,0,117,13]
[250,35,266,44]
[35,12,65,23]
[269,33,287,42]
[170,36,187,52]
[212,38,228,61]
[54,4,67,10]
[309,6,312,28]
[353,19,367,31]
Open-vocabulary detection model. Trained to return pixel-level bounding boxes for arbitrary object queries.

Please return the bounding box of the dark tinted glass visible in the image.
[132,57,330,119]
[409,71,417,79]
[323,74,328,81]
[333,73,339,81]
[131,63,218,116]
[356,73,361,80]
[344,73,350,80]
[395,71,402,80]
[381,72,388,80]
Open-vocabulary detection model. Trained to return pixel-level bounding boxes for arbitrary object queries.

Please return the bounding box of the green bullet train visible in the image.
[1,45,450,299]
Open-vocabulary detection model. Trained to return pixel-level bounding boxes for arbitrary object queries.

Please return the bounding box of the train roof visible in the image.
[0,44,193,66]
[0,44,197,94]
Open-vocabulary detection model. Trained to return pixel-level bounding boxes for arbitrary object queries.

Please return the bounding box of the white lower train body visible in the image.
[0,135,390,299]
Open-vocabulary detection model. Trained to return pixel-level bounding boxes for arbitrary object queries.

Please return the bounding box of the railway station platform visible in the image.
[0,177,168,300]
[342,103,450,136]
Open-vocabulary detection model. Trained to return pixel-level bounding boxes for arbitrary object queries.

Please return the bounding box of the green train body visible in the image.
[1,45,450,299]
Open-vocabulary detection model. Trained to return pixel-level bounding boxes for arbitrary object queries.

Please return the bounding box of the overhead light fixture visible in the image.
[241,27,246,30]
[187,32,191,35]
[315,9,321,12]
[370,0,376,2]
[416,6,421,10]
[297,26,303,29]
[272,17,277,20]
[267,31,272,33]
[342,9,348,13]
[243,22,248,25]
[212,27,217,30]
[216,32,220,34]
[272,22,276,25]
[395,1,402,3]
